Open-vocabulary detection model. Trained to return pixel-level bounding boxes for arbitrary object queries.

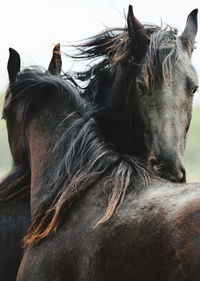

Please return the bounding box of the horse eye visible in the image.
[192,86,198,95]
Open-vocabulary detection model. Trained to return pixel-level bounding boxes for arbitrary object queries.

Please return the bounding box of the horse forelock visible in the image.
[141,28,179,90]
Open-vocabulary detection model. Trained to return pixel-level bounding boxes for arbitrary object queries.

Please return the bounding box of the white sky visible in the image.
[0,0,199,103]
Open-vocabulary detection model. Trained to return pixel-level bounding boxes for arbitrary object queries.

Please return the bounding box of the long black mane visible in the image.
[69,24,179,104]
[4,69,154,246]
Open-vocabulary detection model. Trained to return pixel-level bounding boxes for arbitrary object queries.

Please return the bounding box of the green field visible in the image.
[0,93,200,182]
[0,94,12,178]
[184,106,200,182]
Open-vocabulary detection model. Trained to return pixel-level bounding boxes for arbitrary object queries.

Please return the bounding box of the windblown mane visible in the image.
[69,24,179,100]
[9,69,155,246]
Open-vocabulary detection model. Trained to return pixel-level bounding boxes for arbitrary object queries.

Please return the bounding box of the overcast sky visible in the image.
[0,0,199,102]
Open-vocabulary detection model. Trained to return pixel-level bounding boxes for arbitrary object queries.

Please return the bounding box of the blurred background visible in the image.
[0,0,200,182]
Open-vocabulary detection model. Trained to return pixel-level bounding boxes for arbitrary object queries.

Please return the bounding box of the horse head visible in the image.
[3,44,62,166]
[127,7,198,182]
[3,44,86,217]
[77,7,198,183]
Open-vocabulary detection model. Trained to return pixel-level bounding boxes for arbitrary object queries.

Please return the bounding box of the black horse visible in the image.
[72,6,198,183]
[3,40,200,281]
[0,44,61,281]
[12,63,200,281]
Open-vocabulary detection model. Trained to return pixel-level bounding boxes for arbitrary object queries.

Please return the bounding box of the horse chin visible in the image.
[159,169,186,183]
[164,172,186,183]
[148,161,186,183]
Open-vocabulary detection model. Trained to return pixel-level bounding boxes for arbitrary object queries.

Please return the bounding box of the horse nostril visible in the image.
[178,167,186,183]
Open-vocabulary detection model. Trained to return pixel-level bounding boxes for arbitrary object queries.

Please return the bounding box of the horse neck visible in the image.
[93,64,146,157]
[27,101,77,217]
[6,106,29,166]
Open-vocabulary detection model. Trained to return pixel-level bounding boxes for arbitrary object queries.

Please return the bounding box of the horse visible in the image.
[71,6,198,183]
[13,60,200,281]
[0,43,62,281]
[2,7,200,280]
[2,25,200,281]
[2,50,150,280]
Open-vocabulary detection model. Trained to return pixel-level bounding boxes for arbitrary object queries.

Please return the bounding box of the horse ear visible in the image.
[7,48,21,83]
[180,9,198,52]
[48,43,62,75]
[127,5,149,50]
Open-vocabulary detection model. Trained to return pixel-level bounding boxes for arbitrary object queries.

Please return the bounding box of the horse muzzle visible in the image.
[148,151,186,183]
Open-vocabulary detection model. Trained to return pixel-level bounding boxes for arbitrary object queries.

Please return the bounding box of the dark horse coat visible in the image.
[3,60,200,281]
